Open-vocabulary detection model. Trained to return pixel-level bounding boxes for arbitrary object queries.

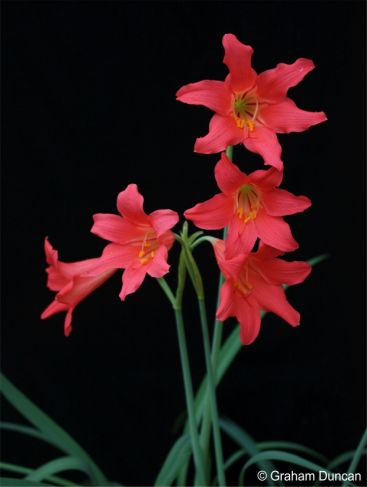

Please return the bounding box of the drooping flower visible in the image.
[176,33,327,169]
[212,239,311,345]
[41,238,116,336]
[185,152,311,255]
[90,184,179,300]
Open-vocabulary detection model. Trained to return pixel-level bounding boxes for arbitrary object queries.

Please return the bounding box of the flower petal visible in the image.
[194,114,242,154]
[86,243,139,275]
[262,188,311,216]
[257,58,316,103]
[216,281,236,322]
[41,299,68,320]
[243,127,283,170]
[120,266,147,301]
[254,259,312,286]
[149,209,179,237]
[214,152,247,195]
[261,98,327,133]
[58,270,115,306]
[117,184,149,225]
[226,217,257,256]
[147,245,170,278]
[91,213,130,244]
[252,281,300,326]
[222,34,257,93]
[176,80,232,116]
[184,193,233,230]
[234,294,261,345]
[249,167,283,188]
[255,213,298,251]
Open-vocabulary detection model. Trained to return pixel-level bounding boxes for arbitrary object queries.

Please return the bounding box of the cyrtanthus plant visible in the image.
[1,33,365,487]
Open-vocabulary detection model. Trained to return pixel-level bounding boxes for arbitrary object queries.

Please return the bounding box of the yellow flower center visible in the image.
[236,184,260,223]
[138,231,158,265]
[233,93,259,131]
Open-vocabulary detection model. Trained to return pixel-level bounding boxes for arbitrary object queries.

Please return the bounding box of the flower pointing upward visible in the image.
[177,33,327,169]
[90,184,179,300]
[185,152,311,255]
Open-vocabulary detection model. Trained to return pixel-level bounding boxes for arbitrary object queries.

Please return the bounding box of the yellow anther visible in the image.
[235,117,245,129]
[138,250,145,258]
[140,256,150,265]
[246,119,254,132]
[150,251,155,258]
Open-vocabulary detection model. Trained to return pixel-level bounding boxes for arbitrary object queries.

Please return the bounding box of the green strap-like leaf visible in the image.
[0,478,54,486]
[328,448,367,471]
[0,462,74,486]
[25,456,90,482]
[342,428,367,486]
[0,421,59,449]
[257,441,329,465]
[154,435,191,486]
[220,418,275,486]
[0,372,108,486]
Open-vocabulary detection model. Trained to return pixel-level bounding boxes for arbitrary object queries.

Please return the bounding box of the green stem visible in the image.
[174,308,206,486]
[198,298,226,486]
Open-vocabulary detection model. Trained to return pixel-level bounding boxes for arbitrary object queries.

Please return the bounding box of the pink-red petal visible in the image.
[214,152,247,195]
[216,281,236,322]
[147,245,170,278]
[257,58,316,103]
[254,259,312,286]
[184,193,233,230]
[261,98,327,133]
[262,188,311,216]
[91,213,128,244]
[194,114,242,154]
[149,209,179,238]
[120,266,147,301]
[243,127,283,170]
[117,184,149,225]
[255,213,298,252]
[226,217,257,257]
[252,281,300,326]
[234,294,261,345]
[222,34,257,93]
[176,80,232,116]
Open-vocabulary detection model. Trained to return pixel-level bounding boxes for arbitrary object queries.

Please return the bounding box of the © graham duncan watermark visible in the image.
[256,470,363,483]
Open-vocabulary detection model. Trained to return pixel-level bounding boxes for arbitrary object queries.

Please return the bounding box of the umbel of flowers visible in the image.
[40,33,326,487]
[42,33,326,345]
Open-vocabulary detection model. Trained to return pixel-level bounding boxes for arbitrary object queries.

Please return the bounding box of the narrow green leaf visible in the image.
[342,429,367,486]
[220,419,275,486]
[239,450,333,487]
[0,478,54,486]
[0,421,59,448]
[257,441,329,465]
[0,372,108,485]
[0,462,74,486]
[154,435,191,486]
[25,456,90,482]
[328,449,367,471]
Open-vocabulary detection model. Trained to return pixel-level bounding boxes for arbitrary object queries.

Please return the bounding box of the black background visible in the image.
[2,1,366,486]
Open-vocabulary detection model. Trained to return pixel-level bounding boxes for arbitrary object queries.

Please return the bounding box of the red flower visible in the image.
[176,33,327,170]
[213,239,311,345]
[185,152,310,255]
[90,184,179,300]
[41,238,116,336]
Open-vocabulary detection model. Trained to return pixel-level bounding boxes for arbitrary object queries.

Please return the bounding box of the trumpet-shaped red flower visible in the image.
[176,33,326,169]
[41,238,116,336]
[185,152,311,255]
[90,184,179,300]
[213,239,311,345]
